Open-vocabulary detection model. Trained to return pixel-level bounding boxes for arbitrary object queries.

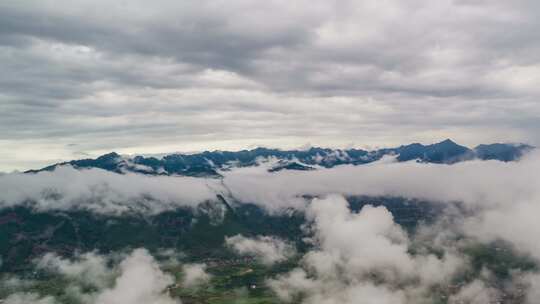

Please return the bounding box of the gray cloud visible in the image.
[0,0,540,171]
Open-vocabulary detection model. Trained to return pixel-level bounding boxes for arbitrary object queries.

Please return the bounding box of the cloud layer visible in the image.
[268,196,504,304]
[2,152,540,259]
[1,1,540,171]
[269,196,468,303]
[5,249,183,304]
[2,153,540,301]
[0,166,218,214]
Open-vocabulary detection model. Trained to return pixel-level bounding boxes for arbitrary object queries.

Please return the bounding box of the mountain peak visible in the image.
[96,152,120,160]
[436,139,459,146]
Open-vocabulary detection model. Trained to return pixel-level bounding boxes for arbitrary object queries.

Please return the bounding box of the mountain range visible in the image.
[26,139,534,177]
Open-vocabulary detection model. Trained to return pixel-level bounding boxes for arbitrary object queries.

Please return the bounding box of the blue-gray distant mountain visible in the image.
[474,143,534,162]
[26,140,534,177]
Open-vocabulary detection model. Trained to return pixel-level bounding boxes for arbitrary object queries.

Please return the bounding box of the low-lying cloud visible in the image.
[2,152,540,301]
[0,166,218,214]
[225,234,296,265]
[0,153,540,304]
[223,151,540,212]
[268,195,469,304]
[4,248,212,304]
[36,251,111,289]
[94,249,179,304]
[3,152,540,216]
[180,263,211,288]
[2,154,540,261]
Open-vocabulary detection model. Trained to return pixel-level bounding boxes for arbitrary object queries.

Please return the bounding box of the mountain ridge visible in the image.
[26,140,534,177]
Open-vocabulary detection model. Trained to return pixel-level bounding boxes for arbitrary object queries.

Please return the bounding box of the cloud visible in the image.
[3,293,57,304]
[36,251,111,288]
[221,150,540,211]
[11,250,207,303]
[268,195,466,303]
[3,150,540,301]
[447,280,499,304]
[2,152,540,266]
[180,264,211,288]
[304,195,413,277]
[225,234,296,265]
[222,152,540,267]
[21,249,181,304]
[94,249,179,304]
[2,150,540,264]
[0,166,219,214]
[463,200,540,260]
[2,1,540,171]
[524,274,540,304]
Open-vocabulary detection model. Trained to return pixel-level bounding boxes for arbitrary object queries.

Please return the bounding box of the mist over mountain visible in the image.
[26,140,534,177]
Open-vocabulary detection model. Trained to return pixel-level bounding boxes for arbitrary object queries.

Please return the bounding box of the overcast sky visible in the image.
[1,0,540,171]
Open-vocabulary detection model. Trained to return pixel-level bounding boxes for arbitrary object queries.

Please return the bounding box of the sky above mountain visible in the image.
[1,0,540,171]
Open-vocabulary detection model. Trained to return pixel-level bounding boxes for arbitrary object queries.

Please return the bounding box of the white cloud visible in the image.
[448,280,498,304]
[268,195,466,303]
[10,249,183,304]
[2,151,540,268]
[180,264,211,288]
[2,293,57,304]
[226,234,296,265]
[222,152,540,212]
[94,249,179,304]
[222,152,540,276]
[3,148,540,301]
[304,195,413,278]
[524,273,540,304]
[36,251,111,288]
[0,166,219,214]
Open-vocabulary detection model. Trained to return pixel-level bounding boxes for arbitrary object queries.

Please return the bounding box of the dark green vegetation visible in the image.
[0,195,444,273]
[0,256,295,304]
[0,201,305,273]
[1,196,538,303]
[169,260,299,304]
